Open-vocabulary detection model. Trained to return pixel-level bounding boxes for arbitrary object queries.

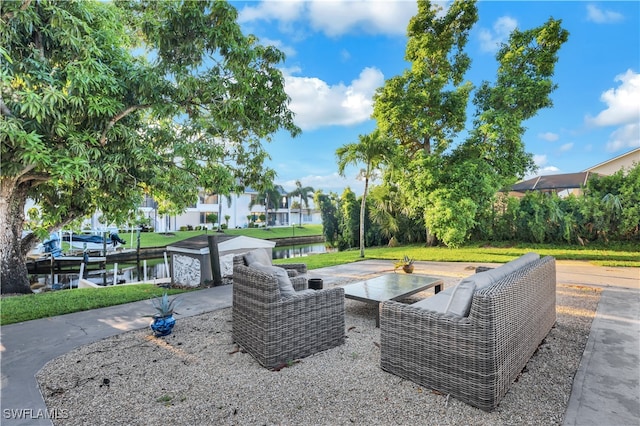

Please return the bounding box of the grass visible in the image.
[6,229,636,325]
[1,285,187,326]
[274,241,640,269]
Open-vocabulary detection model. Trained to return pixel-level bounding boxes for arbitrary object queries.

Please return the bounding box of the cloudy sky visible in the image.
[232,0,639,194]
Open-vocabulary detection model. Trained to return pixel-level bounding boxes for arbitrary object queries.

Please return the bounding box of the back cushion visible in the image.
[250,263,297,299]
[471,252,540,292]
[244,249,272,267]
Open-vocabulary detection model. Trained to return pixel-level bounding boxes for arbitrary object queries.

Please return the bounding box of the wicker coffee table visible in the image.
[343,273,443,327]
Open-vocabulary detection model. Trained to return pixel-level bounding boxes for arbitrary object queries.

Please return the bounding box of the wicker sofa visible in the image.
[232,254,345,369]
[380,254,556,411]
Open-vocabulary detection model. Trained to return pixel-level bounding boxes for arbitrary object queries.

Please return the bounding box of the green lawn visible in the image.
[5,229,637,326]
[1,285,187,326]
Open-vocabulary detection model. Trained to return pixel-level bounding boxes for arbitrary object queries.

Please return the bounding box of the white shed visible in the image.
[166,235,275,287]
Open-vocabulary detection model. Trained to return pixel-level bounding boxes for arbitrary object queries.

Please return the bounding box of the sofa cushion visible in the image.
[469,252,541,292]
[444,280,476,317]
[244,249,272,267]
[251,263,297,299]
[411,286,455,313]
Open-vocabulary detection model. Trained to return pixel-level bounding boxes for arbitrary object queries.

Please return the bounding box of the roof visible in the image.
[511,172,597,193]
[166,234,275,255]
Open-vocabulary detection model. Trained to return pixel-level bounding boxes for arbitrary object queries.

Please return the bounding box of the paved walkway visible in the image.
[1,260,638,425]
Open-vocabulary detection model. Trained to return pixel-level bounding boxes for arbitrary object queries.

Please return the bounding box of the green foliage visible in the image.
[336,129,395,256]
[1,0,299,293]
[338,188,360,251]
[206,213,218,225]
[149,292,182,318]
[314,190,340,246]
[371,1,568,247]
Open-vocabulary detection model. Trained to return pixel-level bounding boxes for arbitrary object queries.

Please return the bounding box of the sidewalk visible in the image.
[1,260,638,425]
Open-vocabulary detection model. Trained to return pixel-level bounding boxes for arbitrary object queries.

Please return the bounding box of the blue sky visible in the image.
[231,1,640,195]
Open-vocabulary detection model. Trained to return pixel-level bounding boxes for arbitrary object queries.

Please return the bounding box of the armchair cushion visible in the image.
[244,250,272,267]
[251,262,297,299]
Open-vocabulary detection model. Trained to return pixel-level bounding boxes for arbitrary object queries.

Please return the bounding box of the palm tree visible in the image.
[336,129,394,257]
[287,180,314,227]
[248,185,284,228]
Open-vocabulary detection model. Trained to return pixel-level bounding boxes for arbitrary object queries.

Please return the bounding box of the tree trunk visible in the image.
[1,178,33,294]
[359,178,368,258]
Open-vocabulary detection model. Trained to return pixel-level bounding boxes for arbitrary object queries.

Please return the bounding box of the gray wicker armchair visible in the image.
[232,255,345,369]
[380,256,556,411]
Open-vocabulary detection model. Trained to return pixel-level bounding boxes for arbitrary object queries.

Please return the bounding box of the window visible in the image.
[199,192,218,204]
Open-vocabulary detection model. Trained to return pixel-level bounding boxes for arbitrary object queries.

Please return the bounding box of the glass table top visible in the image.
[343,273,442,302]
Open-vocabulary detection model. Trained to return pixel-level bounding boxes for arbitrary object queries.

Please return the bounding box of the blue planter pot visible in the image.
[150,315,176,337]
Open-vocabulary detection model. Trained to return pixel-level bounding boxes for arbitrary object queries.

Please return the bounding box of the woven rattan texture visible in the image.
[380,256,556,411]
[232,256,345,369]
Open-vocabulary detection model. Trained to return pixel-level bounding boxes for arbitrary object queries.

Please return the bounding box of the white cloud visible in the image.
[531,154,560,176]
[284,67,384,130]
[533,154,548,167]
[238,1,306,24]
[307,0,417,37]
[478,16,517,53]
[239,0,416,37]
[586,69,640,126]
[586,4,624,24]
[606,123,640,152]
[560,143,574,152]
[539,132,559,142]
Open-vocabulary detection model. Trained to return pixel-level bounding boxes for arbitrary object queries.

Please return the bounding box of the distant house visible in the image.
[510,147,639,198]
[583,147,639,176]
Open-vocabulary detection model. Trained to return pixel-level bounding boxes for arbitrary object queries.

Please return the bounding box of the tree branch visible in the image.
[99,105,150,146]
[0,98,14,117]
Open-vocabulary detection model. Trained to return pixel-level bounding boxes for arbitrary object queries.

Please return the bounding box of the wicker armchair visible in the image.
[233,253,308,291]
[232,255,345,369]
[380,256,556,411]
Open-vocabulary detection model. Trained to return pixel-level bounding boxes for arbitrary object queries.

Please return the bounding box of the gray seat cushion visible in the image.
[250,263,297,299]
[411,286,455,313]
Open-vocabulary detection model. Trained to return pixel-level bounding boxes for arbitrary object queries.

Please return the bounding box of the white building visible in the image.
[137,187,322,233]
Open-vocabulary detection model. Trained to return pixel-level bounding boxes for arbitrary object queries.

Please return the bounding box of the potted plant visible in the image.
[395,255,415,274]
[147,292,182,337]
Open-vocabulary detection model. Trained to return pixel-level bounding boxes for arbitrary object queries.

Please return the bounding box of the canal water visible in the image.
[29,243,331,291]
[272,242,334,259]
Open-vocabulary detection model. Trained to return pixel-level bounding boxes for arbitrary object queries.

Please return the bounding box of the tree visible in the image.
[336,129,394,257]
[314,190,339,246]
[373,0,568,246]
[1,1,299,293]
[287,180,314,227]
[248,185,284,227]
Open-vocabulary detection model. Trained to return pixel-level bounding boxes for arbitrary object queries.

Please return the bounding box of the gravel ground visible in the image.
[37,281,600,426]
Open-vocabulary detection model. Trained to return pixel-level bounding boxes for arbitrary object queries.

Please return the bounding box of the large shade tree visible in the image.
[0,0,300,294]
[373,0,568,247]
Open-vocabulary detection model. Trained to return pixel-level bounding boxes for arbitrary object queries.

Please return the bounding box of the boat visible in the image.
[62,233,114,251]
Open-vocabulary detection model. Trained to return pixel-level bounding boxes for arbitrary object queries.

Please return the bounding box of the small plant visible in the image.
[394,255,414,269]
[149,292,181,318]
